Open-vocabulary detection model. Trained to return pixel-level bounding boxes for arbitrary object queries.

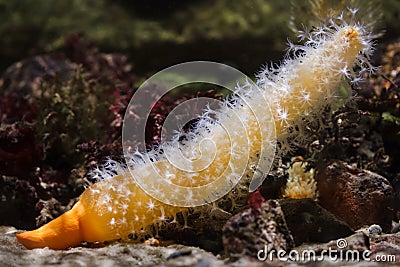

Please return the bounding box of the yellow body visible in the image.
[16,25,367,250]
[17,174,185,249]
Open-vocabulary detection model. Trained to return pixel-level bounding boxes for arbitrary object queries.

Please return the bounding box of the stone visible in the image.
[2,225,399,266]
[369,231,400,263]
[316,161,394,232]
[368,225,383,236]
[295,232,370,256]
[222,197,295,260]
[294,232,372,263]
[279,198,354,245]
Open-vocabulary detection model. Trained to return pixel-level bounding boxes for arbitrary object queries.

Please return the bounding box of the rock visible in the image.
[316,161,394,232]
[157,206,229,254]
[369,231,400,263]
[392,221,400,233]
[392,173,400,220]
[368,225,383,236]
[295,232,370,256]
[1,54,75,98]
[222,197,295,260]
[3,225,400,266]
[260,167,288,200]
[293,232,377,264]
[279,198,354,245]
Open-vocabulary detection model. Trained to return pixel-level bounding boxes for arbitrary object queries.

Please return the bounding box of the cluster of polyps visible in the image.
[16,11,376,250]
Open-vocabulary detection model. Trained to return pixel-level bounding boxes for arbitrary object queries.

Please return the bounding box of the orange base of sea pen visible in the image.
[16,201,85,249]
[15,200,111,250]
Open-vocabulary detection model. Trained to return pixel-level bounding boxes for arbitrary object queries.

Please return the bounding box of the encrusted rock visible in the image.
[1,54,76,97]
[222,192,294,260]
[369,231,400,262]
[368,224,383,236]
[316,161,394,232]
[294,232,370,262]
[279,198,354,245]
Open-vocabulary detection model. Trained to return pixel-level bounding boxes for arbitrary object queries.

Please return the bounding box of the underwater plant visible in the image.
[16,8,376,249]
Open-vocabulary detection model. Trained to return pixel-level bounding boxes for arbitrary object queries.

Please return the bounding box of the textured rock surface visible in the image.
[279,198,354,245]
[316,161,394,232]
[294,231,400,265]
[2,226,400,266]
[222,199,295,260]
[0,226,226,267]
[1,54,75,97]
[294,232,370,254]
[369,231,400,262]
